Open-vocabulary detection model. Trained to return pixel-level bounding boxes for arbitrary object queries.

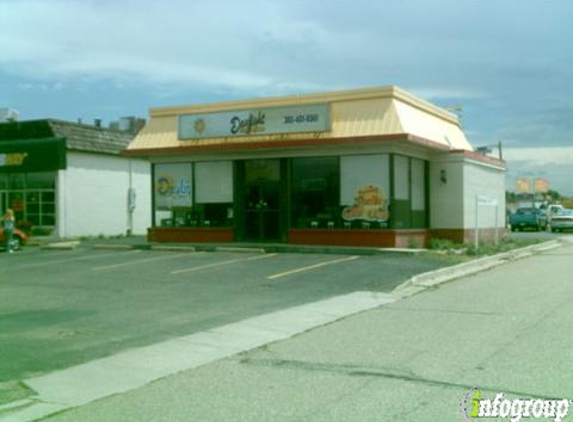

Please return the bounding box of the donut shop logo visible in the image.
[0,152,28,167]
[155,174,191,197]
[230,111,266,135]
[461,388,570,422]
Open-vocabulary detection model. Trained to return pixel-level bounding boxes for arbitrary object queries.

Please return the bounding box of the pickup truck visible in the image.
[509,207,541,231]
[537,204,564,230]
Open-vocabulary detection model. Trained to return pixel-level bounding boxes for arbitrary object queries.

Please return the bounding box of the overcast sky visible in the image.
[1,0,572,194]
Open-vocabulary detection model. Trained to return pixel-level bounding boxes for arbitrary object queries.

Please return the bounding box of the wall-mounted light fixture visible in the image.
[440,169,447,184]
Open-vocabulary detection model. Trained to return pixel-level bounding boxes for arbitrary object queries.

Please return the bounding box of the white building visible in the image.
[0,119,151,238]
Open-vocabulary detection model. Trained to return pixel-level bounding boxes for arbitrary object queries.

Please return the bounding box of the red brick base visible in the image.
[288,229,429,248]
[147,227,506,247]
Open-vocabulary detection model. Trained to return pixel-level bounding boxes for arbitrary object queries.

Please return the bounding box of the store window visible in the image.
[392,155,411,229]
[391,155,428,229]
[410,158,427,228]
[153,161,233,228]
[0,172,57,228]
[153,163,193,227]
[340,154,390,229]
[27,172,56,189]
[291,156,339,229]
[193,161,233,227]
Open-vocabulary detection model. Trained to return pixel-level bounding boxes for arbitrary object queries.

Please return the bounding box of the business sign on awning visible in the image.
[178,103,330,140]
[0,137,66,172]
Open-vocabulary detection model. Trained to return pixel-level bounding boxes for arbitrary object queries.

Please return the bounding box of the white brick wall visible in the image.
[430,155,505,230]
[56,152,151,238]
[463,160,506,229]
[429,157,465,229]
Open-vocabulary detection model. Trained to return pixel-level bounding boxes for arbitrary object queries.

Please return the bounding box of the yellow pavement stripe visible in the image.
[171,253,278,275]
[267,255,360,280]
[22,250,141,269]
[92,252,204,271]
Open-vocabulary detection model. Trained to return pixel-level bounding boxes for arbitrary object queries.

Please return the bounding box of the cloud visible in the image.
[504,147,573,166]
[0,0,346,95]
[1,0,572,157]
[407,87,487,101]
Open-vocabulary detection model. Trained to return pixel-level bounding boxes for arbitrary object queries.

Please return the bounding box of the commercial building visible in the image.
[0,119,151,237]
[125,86,505,247]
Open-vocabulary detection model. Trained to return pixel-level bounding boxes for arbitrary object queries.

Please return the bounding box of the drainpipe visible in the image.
[127,159,134,236]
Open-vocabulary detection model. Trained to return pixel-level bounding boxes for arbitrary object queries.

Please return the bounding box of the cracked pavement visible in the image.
[23,243,573,422]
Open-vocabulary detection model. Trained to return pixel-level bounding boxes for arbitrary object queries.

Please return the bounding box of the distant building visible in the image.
[125,86,507,247]
[109,116,146,134]
[0,119,151,237]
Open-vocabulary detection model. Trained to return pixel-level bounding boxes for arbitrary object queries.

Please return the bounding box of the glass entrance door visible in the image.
[244,159,281,241]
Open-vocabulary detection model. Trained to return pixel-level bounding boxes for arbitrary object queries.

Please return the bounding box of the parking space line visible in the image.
[92,252,204,271]
[267,255,360,280]
[21,250,142,269]
[171,253,278,275]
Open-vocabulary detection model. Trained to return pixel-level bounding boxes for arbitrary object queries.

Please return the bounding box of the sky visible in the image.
[1,0,572,194]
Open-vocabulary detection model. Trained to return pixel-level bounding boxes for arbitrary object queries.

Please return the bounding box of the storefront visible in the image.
[125,86,506,247]
[0,119,151,237]
[0,137,65,230]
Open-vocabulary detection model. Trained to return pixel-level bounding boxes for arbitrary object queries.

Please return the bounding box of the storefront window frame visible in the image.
[151,161,234,229]
[290,155,341,230]
[0,171,57,228]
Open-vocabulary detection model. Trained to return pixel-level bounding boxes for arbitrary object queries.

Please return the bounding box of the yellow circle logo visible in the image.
[156,175,174,196]
[194,118,206,134]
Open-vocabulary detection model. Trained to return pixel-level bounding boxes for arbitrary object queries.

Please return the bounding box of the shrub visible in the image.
[428,238,459,251]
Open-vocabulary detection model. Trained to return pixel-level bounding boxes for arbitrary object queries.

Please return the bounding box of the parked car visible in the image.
[509,207,542,231]
[537,204,564,230]
[0,227,28,251]
[548,209,573,232]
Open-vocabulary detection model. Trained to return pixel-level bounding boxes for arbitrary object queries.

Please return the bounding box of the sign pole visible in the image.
[475,195,479,252]
[494,204,499,245]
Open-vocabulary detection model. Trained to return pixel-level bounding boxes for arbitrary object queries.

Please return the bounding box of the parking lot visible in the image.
[0,246,452,403]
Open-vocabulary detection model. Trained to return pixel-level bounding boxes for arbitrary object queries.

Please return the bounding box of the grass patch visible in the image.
[428,237,544,258]
[0,381,34,406]
[465,237,543,256]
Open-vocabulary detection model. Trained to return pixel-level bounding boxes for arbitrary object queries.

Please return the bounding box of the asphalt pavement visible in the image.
[2,239,571,421]
[0,245,454,409]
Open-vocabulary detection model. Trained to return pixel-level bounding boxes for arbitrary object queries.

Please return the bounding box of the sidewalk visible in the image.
[10,242,572,421]
[37,234,428,256]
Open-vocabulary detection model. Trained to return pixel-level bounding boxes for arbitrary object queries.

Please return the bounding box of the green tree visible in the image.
[547,189,561,202]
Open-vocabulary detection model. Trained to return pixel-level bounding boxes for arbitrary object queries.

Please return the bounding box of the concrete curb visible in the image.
[377,247,427,254]
[393,240,562,297]
[92,244,134,250]
[214,247,265,254]
[86,243,427,256]
[151,246,197,252]
[4,292,396,422]
[40,241,80,250]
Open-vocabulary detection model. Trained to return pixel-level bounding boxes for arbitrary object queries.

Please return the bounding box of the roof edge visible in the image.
[122,133,451,157]
[148,86,460,125]
[449,149,506,168]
